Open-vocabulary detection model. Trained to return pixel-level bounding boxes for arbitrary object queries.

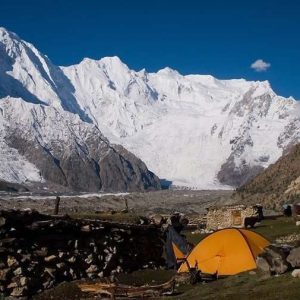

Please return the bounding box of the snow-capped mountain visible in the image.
[0,28,160,191]
[62,57,300,189]
[1,27,300,190]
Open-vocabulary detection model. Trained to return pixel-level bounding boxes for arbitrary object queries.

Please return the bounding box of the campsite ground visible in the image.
[33,216,300,300]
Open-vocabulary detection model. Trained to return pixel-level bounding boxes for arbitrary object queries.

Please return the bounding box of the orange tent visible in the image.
[172,242,186,261]
[178,228,270,275]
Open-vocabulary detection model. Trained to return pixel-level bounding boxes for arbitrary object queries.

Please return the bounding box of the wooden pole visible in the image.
[54,196,60,215]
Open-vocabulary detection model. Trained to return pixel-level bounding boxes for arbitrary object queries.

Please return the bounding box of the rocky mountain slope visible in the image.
[234,143,300,208]
[1,27,300,190]
[0,28,160,192]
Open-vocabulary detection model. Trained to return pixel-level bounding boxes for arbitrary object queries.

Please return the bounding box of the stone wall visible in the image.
[206,205,258,230]
[0,210,164,298]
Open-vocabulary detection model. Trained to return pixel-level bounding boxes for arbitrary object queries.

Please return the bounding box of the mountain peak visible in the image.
[78,56,129,72]
[0,27,19,41]
[98,56,129,70]
[0,26,9,34]
[157,67,181,77]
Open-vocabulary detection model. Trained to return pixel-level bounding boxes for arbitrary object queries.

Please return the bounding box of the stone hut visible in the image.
[206,204,261,230]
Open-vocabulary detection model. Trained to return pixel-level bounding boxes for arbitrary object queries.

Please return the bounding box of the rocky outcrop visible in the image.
[0,210,164,298]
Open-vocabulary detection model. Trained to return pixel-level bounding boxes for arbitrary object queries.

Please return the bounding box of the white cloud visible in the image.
[250,59,271,72]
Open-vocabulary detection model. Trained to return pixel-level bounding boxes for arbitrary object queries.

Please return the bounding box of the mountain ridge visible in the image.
[1,27,300,190]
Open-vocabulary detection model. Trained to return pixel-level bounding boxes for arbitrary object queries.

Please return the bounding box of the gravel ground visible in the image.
[0,190,234,216]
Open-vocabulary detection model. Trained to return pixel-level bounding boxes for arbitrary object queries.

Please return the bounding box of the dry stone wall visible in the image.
[206,205,258,230]
[0,210,164,298]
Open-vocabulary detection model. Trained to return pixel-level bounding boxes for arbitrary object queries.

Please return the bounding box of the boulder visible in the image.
[10,286,27,297]
[0,269,10,281]
[256,256,271,273]
[86,265,99,274]
[292,269,300,278]
[44,255,57,262]
[19,277,28,287]
[13,267,23,276]
[287,246,300,267]
[7,256,19,268]
[256,245,290,275]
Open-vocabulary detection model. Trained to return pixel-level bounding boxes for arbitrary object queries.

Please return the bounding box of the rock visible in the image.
[257,245,290,275]
[0,269,10,281]
[296,221,300,226]
[56,263,66,269]
[43,279,54,289]
[86,265,98,273]
[19,277,28,287]
[44,268,56,278]
[44,255,57,262]
[74,240,79,249]
[69,268,77,280]
[81,225,91,232]
[7,282,18,289]
[58,251,65,259]
[292,269,300,278]
[256,256,272,273]
[68,256,76,263]
[7,256,19,268]
[20,254,31,263]
[97,271,104,278]
[10,287,27,297]
[85,254,94,264]
[35,248,48,257]
[287,246,300,267]
[13,267,23,276]
[0,217,6,227]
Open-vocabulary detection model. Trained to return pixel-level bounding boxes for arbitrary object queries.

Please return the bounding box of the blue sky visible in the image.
[1,0,300,98]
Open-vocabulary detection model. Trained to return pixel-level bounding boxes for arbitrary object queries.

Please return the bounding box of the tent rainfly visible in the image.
[178,228,270,276]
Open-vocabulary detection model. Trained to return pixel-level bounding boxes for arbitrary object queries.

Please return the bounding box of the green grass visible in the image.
[170,271,300,300]
[184,216,299,246]
[253,217,299,241]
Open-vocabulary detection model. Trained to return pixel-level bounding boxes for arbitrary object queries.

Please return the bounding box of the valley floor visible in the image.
[0,189,234,216]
